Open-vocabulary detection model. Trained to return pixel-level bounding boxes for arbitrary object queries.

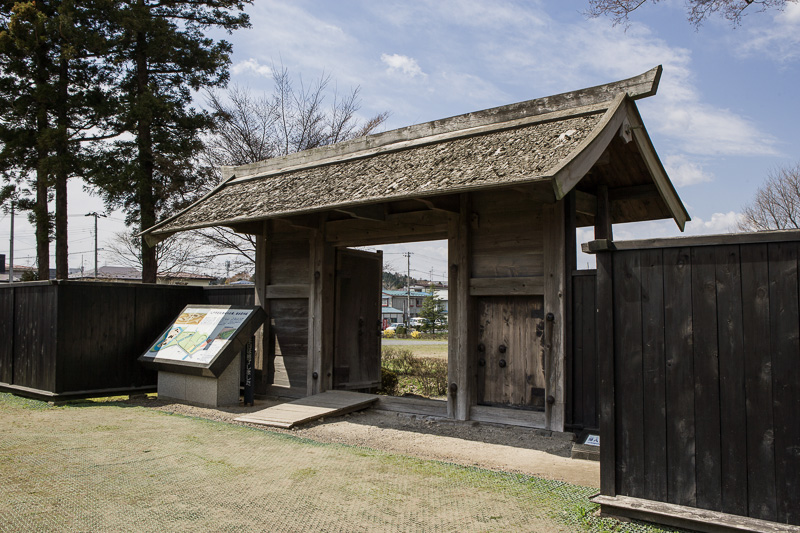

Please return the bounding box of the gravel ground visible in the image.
[136,395,598,487]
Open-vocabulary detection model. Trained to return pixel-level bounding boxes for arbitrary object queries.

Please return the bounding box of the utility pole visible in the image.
[404,252,413,323]
[8,200,14,284]
[85,212,106,278]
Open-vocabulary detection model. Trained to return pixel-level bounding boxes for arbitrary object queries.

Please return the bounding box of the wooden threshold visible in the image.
[235,390,377,428]
[470,405,547,430]
[591,495,800,533]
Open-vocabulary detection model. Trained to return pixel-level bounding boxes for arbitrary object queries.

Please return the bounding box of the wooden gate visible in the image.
[333,248,382,390]
[475,295,546,410]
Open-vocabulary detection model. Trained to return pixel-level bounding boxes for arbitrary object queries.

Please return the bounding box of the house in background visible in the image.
[69,266,215,286]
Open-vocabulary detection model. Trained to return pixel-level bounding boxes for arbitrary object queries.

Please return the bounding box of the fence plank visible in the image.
[0,287,14,384]
[740,243,777,521]
[768,242,800,525]
[597,250,616,497]
[714,245,748,516]
[663,247,696,507]
[641,248,667,502]
[613,251,645,498]
[691,246,722,511]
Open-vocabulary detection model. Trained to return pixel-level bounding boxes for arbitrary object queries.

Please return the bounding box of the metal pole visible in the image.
[8,200,14,284]
[85,212,107,279]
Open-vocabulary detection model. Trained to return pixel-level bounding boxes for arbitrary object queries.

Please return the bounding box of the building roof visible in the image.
[383,289,430,298]
[381,307,404,314]
[142,66,688,243]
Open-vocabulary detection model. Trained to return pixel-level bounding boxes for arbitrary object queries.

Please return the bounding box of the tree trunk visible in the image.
[55,53,69,280]
[135,21,157,284]
[34,0,50,281]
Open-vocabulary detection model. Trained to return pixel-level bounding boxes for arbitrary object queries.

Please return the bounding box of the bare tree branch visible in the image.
[586,0,795,27]
[739,163,800,231]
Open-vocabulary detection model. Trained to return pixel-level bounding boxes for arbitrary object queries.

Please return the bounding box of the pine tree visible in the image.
[90,0,250,283]
[418,286,446,334]
[0,1,117,279]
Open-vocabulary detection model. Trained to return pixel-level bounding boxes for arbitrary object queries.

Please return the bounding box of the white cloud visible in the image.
[683,211,743,235]
[231,58,272,78]
[381,53,426,78]
[740,4,800,62]
[663,154,714,187]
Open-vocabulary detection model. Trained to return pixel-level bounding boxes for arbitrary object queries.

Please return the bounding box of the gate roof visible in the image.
[143,66,689,243]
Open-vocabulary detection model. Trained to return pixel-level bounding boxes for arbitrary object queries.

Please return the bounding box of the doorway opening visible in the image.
[350,239,449,401]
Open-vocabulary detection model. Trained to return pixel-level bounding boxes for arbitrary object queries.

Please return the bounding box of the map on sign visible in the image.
[147,307,254,365]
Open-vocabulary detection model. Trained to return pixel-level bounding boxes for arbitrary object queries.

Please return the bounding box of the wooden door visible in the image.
[333,248,382,390]
[476,295,546,410]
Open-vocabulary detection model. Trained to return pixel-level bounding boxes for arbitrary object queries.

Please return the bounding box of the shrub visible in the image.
[383,329,395,338]
[395,325,407,335]
[380,368,399,395]
[410,330,421,339]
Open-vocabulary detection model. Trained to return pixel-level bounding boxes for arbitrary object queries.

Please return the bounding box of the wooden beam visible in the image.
[448,193,474,421]
[334,204,386,221]
[609,183,660,203]
[574,190,597,217]
[415,195,461,213]
[228,221,265,235]
[468,276,544,296]
[551,93,630,200]
[625,100,690,231]
[542,200,566,433]
[319,239,336,393]
[279,213,321,230]
[265,284,310,299]
[325,209,451,247]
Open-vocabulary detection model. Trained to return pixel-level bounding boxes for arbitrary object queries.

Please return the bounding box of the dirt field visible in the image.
[0,394,674,532]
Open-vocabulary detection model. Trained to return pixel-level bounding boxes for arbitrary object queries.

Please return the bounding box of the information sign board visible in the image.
[139,304,265,378]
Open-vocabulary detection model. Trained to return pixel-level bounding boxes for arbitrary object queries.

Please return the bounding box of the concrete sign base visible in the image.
[157,353,240,408]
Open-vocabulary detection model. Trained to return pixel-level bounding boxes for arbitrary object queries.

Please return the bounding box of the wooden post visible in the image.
[595,185,613,241]
[596,248,616,496]
[320,237,336,393]
[448,193,473,420]
[253,221,272,395]
[308,226,324,395]
[543,200,566,432]
[564,192,577,429]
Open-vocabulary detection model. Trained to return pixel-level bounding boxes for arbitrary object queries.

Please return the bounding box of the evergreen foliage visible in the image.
[418,286,446,334]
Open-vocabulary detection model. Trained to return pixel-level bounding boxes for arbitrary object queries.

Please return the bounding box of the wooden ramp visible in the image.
[235,390,378,429]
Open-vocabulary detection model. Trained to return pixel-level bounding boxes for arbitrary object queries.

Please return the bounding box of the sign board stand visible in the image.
[158,353,241,407]
[139,305,266,408]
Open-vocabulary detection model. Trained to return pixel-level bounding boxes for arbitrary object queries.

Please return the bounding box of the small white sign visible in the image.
[584,434,600,447]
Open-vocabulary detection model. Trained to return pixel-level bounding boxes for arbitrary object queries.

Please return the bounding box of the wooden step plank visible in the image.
[234,390,377,428]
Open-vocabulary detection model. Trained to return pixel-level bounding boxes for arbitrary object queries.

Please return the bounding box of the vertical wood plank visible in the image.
[580,274,598,429]
[596,250,615,497]
[714,245,748,516]
[641,248,667,502]
[768,241,800,525]
[613,250,645,498]
[740,243,777,521]
[448,194,472,420]
[571,276,586,426]
[543,200,566,432]
[691,246,722,511]
[564,193,577,428]
[594,185,612,241]
[0,286,14,384]
[253,221,272,395]
[663,246,696,507]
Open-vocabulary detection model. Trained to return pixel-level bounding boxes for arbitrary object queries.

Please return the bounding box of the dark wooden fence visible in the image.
[591,233,800,526]
[0,281,255,398]
[567,270,598,433]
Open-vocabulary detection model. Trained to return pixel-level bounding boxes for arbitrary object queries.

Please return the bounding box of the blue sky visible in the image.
[2,0,799,277]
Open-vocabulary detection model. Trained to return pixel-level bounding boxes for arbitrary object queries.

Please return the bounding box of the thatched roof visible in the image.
[143,66,688,243]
